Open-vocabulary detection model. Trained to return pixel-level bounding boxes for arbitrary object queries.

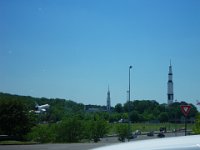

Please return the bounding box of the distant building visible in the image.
[84,105,107,112]
[167,61,174,105]
[107,86,111,112]
[85,107,101,112]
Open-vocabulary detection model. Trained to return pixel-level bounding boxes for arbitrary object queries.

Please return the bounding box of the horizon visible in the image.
[1,0,200,108]
[0,91,196,107]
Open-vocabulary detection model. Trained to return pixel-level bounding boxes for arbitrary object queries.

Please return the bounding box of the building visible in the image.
[167,61,174,105]
[107,86,111,112]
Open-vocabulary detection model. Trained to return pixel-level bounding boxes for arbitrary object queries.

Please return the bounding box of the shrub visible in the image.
[56,118,84,143]
[84,119,109,142]
[0,99,35,140]
[193,113,200,134]
[27,124,56,143]
[116,124,130,142]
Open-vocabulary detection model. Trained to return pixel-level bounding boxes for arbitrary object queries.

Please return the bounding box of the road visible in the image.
[0,131,186,150]
[0,143,110,150]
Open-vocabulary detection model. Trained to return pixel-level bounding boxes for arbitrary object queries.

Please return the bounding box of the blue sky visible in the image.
[1,0,200,107]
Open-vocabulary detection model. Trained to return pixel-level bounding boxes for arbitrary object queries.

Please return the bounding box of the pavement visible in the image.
[0,131,186,150]
[0,143,110,150]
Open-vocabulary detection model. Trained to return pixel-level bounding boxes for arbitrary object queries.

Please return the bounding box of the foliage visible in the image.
[109,113,127,123]
[130,111,140,122]
[167,102,198,123]
[26,124,56,143]
[114,103,123,113]
[27,116,109,143]
[27,118,84,143]
[84,119,109,142]
[116,124,130,142]
[158,112,169,122]
[56,117,84,143]
[193,113,200,134]
[110,122,194,134]
[0,92,85,123]
[0,98,35,140]
[0,92,198,143]
[116,100,198,123]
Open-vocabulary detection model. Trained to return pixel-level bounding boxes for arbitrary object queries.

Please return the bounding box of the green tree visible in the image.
[115,103,123,113]
[0,99,35,140]
[167,102,198,123]
[56,117,84,143]
[116,124,130,142]
[193,113,200,134]
[123,101,134,112]
[130,111,140,123]
[142,111,155,121]
[84,119,109,142]
[109,113,123,123]
[27,124,56,143]
[158,112,169,122]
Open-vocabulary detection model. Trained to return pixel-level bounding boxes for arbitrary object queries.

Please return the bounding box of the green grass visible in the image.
[131,123,194,132]
[108,123,195,134]
[0,141,37,145]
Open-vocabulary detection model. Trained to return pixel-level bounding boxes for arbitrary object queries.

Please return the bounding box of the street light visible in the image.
[175,99,177,136]
[128,65,132,141]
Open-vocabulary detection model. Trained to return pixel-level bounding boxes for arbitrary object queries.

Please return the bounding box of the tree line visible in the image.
[0,92,199,143]
[114,100,198,123]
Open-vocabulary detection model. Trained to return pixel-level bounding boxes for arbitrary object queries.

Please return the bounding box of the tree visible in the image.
[109,113,123,123]
[123,101,134,112]
[115,103,123,113]
[193,113,200,134]
[56,117,84,143]
[167,102,198,123]
[0,99,35,140]
[116,124,130,142]
[27,124,56,143]
[158,112,169,122]
[133,100,159,114]
[84,119,109,142]
[130,111,140,123]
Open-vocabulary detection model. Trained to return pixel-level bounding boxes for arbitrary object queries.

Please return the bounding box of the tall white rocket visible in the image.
[167,61,174,105]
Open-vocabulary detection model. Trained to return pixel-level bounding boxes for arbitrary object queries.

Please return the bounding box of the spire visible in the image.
[107,85,111,112]
[167,60,174,105]
[107,85,110,96]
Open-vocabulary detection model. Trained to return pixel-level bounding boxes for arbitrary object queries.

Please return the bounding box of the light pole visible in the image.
[128,65,132,141]
[175,99,177,136]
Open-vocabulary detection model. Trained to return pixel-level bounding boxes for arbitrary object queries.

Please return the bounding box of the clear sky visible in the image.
[1,0,200,107]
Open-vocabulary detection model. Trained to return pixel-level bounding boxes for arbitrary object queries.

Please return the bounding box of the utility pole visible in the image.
[128,65,132,141]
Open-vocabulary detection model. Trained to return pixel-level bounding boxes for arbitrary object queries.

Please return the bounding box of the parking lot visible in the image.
[99,130,186,143]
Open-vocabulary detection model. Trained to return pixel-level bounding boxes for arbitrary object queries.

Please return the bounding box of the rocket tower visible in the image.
[107,86,111,112]
[167,61,174,105]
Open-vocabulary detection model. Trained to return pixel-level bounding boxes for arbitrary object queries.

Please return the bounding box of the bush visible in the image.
[0,99,35,140]
[159,112,169,123]
[116,124,130,142]
[193,113,200,134]
[84,119,109,142]
[27,115,109,143]
[56,118,84,143]
[26,124,56,143]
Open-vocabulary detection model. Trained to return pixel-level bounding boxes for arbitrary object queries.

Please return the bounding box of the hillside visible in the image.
[0,92,84,122]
